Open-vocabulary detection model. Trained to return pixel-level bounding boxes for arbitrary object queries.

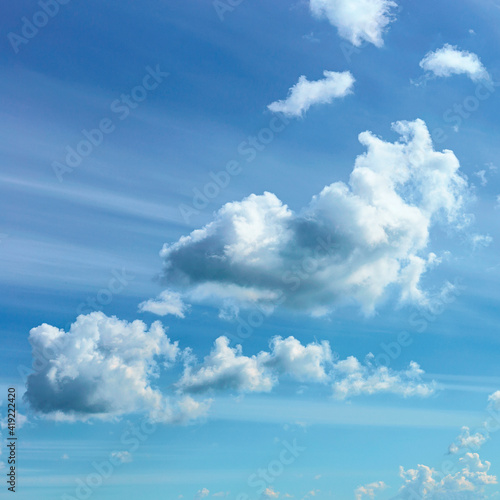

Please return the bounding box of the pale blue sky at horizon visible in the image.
[1,1,500,499]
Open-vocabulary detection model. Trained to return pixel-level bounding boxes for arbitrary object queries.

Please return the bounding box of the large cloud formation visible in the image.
[420,44,490,82]
[309,0,398,47]
[268,70,354,118]
[24,314,435,422]
[24,312,209,423]
[177,335,435,399]
[159,119,470,316]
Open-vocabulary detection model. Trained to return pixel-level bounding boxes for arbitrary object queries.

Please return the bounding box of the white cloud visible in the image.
[488,391,500,411]
[24,312,210,423]
[268,70,354,117]
[475,170,488,187]
[195,488,210,500]
[397,453,497,499]
[420,44,490,82]
[111,451,132,463]
[138,289,189,318]
[177,335,435,400]
[177,336,275,394]
[332,357,435,399]
[355,481,387,499]
[309,0,397,47]
[263,487,280,499]
[159,119,470,316]
[449,426,488,454]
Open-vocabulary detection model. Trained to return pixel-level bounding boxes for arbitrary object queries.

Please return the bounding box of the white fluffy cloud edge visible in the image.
[154,118,478,319]
[420,44,491,82]
[309,0,398,47]
[268,70,355,118]
[23,311,436,424]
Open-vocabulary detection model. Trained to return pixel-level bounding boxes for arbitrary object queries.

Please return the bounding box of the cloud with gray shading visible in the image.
[177,335,436,399]
[24,312,210,423]
[158,119,471,317]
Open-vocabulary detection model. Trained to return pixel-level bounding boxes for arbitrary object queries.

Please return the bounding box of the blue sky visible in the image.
[1,0,500,499]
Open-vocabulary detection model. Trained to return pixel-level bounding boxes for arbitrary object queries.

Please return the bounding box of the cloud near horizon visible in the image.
[158,119,471,317]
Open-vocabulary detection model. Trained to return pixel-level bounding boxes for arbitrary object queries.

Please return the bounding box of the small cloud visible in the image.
[419,44,490,82]
[61,454,70,460]
[138,289,189,318]
[263,487,280,499]
[302,32,320,43]
[471,234,492,250]
[474,170,488,187]
[111,451,132,463]
[355,481,387,499]
[195,488,210,500]
[314,475,322,480]
[268,70,354,118]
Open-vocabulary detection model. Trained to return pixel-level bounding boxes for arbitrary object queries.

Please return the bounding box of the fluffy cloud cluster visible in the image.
[177,335,435,399]
[24,313,435,422]
[397,453,497,499]
[24,312,210,423]
[420,44,490,82]
[268,70,354,118]
[354,481,387,500]
[160,119,470,316]
[309,0,397,47]
[449,426,488,455]
[332,357,435,399]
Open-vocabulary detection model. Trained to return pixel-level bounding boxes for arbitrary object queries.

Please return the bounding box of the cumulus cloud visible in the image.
[24,312,209,423]
[397,453,497,499]
[177,335,435,399]
[159,119,470,316]
[355,481,387,499]
[139,289,189,318]
[332,358,435,399]
[419,44,490,82]
[268,70,354,117]
[449,426,488,455]
[309,0,397,47]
